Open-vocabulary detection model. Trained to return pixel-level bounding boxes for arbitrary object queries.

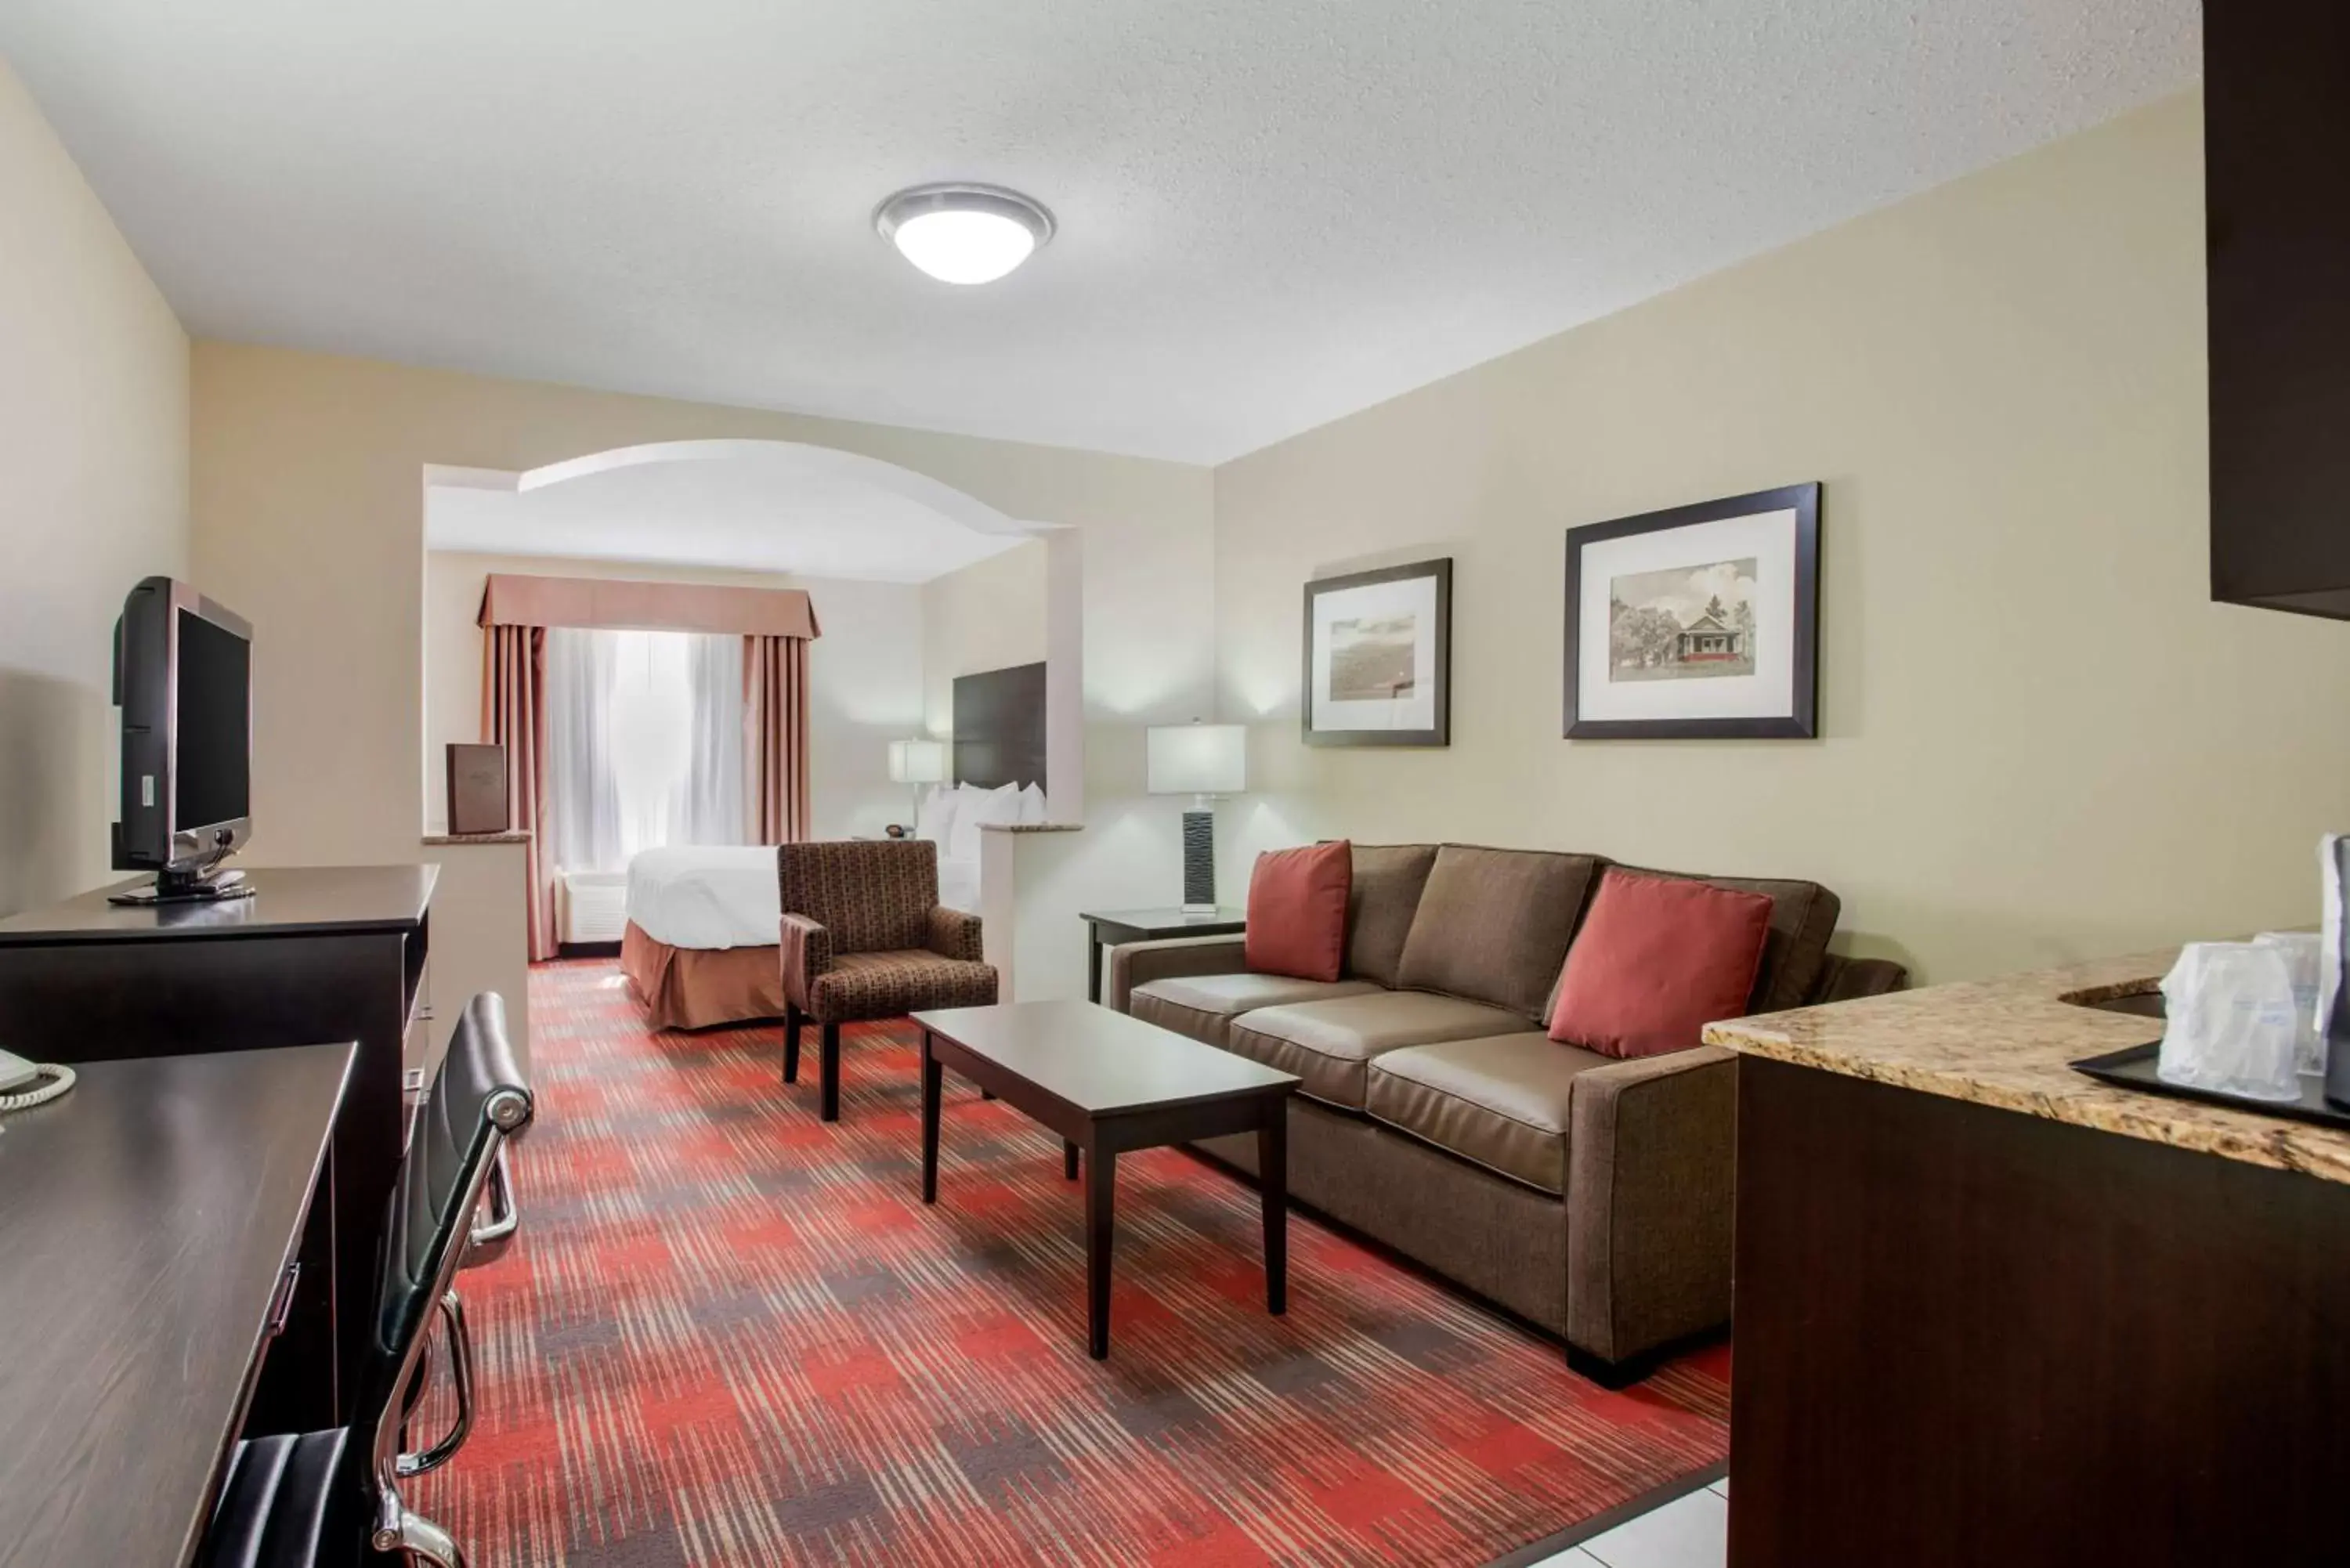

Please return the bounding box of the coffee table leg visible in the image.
[920,1031,942,1205]
[1088,930,1104,1004]
[1063,1140,1079,1180]
[1259,1104,1289,1317]
[1086,1143,1115,1358]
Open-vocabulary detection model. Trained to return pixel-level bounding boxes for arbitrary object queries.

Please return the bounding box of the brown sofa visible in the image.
[1110,842,1904,1379]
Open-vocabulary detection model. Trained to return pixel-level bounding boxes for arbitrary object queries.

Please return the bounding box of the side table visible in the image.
[1079,906,1247,1004]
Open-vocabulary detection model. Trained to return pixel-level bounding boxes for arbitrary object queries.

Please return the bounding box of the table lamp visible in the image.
[1146,722,1246,912]
[888,737,949,829]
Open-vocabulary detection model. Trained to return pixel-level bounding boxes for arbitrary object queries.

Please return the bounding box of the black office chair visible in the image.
[199,992,532,1568]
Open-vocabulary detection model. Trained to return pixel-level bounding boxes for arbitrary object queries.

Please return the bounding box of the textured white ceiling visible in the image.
[1,1,2196,463]
[426,442,1034,582]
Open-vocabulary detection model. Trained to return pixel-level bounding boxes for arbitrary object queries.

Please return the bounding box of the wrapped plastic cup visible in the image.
[2157,941,2301,1102]
[2254,932,2324,1075]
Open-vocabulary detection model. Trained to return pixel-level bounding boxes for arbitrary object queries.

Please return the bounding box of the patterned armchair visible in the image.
[779,839,998,1122]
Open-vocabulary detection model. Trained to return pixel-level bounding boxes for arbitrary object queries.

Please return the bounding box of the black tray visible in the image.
[2070,1041,2350,1130]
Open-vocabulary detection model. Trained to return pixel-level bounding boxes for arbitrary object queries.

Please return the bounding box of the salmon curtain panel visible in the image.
[743,634,813,844]
[479,574,821,962]
[480,624,556,961]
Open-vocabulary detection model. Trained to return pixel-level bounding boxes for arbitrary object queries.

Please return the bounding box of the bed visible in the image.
[616,661,1045,1030]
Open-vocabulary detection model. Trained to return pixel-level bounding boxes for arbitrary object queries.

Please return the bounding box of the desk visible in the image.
[1078,907,1246,1003]
[0,865,434,1415]
[0,1044,352,1568]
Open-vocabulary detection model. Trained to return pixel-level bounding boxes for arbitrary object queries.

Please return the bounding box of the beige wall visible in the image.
[423,551,924,840]
[0,60,189,915]
[190,342,1215,873]
[186,94,2298,1000]
[920,539,1048,739]
[418,839,533,1075]
[1216,92,2344,986]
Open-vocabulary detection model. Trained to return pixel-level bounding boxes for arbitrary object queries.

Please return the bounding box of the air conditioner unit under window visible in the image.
[557,870,630,945]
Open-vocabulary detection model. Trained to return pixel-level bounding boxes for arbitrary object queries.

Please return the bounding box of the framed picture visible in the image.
[1564,483,1820,739]
[1302,558,1452,746]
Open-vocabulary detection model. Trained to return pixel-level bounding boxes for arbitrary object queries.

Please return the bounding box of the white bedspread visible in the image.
[625,843,978,950]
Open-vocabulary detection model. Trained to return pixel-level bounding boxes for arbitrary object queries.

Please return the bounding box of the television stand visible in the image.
[106,866,255,906]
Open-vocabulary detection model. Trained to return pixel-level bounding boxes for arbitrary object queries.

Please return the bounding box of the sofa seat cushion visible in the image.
[1228,991,1531,1111]
[806,949,998,1021]
[1130,972,1382,1050]
[1366,1031,1614,1194]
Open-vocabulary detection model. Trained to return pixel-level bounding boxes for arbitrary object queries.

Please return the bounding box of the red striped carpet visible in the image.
[414,959,1730,1566]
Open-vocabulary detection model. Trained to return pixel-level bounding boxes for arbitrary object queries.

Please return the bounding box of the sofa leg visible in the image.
[783,1006,802,1085]
[819,1022,841,1122]
[1567,1344,1658,1390]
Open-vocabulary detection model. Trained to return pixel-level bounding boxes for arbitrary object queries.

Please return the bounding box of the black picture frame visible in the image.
[1563,483,1820,739]
[1301,558,1452,747]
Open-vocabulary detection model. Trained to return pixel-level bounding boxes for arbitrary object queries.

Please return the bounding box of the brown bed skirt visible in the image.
[620,921,785,1031]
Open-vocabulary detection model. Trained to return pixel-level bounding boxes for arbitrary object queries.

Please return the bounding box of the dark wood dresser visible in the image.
[0,864,435,1423]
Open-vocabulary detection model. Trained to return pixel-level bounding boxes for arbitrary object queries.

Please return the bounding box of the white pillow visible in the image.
[1018,783,1049,824]
[950,781,1023,862]
[914,784,960,845]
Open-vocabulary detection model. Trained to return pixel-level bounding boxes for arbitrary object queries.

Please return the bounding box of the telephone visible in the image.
[0,1049,74,1111]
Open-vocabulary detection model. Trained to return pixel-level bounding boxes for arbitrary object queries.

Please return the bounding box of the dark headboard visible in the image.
[952,662,1047,789]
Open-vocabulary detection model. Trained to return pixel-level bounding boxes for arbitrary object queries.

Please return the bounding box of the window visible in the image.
[546,628,744,871]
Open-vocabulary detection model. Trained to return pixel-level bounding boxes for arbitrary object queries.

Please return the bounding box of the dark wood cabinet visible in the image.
[0,865,434,1426]
[2207,0,2350,616]
[1730,1057,2350,1566]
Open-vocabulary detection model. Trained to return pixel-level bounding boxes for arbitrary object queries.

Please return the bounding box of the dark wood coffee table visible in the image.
[912,999,1300,1359]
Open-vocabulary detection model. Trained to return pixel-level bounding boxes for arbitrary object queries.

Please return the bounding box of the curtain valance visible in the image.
[478,574,822,640]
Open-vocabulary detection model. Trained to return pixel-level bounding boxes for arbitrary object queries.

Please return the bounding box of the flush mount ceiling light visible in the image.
[874,183,1054,285]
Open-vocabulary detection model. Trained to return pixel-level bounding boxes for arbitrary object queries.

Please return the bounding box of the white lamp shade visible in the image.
[1147,724,1246,796]
[888,738,949,784]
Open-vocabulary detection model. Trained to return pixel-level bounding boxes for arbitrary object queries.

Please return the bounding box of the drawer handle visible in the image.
[266,1263,301,1338]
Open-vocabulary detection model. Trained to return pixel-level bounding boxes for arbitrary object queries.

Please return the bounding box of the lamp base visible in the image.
[1180,807,1217,912]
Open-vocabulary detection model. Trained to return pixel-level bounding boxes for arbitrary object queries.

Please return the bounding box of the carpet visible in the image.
[414,959,1730,1566]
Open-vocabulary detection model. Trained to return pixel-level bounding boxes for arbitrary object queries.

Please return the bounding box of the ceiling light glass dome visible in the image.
[874,183,1054,286]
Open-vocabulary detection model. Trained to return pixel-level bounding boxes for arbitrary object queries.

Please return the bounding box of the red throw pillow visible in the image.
[1245,840,1353,982]
[1547,869,1773,1059]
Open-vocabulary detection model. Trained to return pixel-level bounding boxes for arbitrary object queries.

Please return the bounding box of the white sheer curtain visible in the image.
[547,627,745,873]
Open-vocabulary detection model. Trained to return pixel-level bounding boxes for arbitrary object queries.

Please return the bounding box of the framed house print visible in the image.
[1302,558,1452,746]
[1564,484,1820,739]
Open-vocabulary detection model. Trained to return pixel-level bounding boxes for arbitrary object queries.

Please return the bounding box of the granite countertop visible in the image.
[1705,947,2350,1185]
[977,822,1085,834]
[421,829,533,845]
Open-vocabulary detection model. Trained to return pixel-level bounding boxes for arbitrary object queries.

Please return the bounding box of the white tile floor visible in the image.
[1529,1479,1726,1568]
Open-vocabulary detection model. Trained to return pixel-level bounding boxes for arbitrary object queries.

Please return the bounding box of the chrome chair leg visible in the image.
[398,1329,436,1453]
[466,1146,519,1265]
[396,1290,473,1477]
[374,1497,468,1568]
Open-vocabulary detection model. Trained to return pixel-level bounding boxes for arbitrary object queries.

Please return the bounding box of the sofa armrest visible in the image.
[779,912,833,1012]
[1107,935,1249,1014]
[1564,1045,1737,1366]
[927,905,985,963]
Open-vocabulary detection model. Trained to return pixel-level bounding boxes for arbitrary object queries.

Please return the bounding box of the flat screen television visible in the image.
[110,576,255,901]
